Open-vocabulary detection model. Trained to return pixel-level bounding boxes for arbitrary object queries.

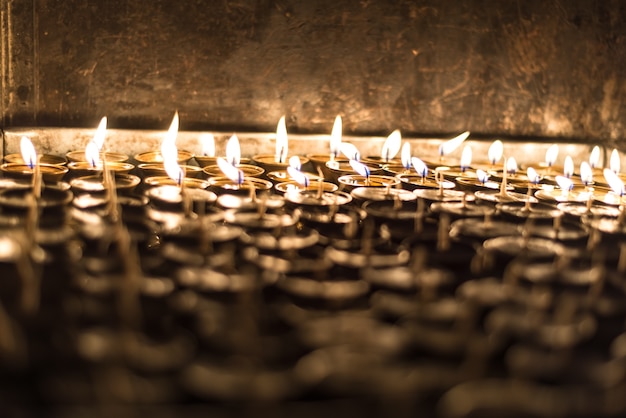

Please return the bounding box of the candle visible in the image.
[253,116,309,173]
[438,131,470,163]
[194,133,217,167]
[203,134,265,178]
[306,115,348,177]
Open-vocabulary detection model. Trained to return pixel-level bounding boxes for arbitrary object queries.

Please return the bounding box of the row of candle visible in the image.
[5,113,626,214]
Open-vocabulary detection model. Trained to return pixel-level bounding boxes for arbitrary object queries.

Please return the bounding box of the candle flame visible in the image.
[476,169,489,184]
[589,145,600,169]
[488,140,503,164]
[288,155,302,171]
[545,144,559,167]
[460,145,472,171]
[506,156,518,174]
[200,133,215,157]
[350,160,370,178]
[401,143,411,169]
[20,136,37,169]
[438,131,469,156]
[85,141,101,168]
[381,129,402,162]
[275,115,288,163]
[287,166,310,187]
[330,115,342,157]
[610,149,621,174]
[340,143,360,161]
[93,116,107,150]
[555,175,574,192]
[563,156,574,178]
[217,157,244,185]
[226,134,241,166]
[604,168,625,196]
[160,112,179,166]
[411,157,428,178]
[527,167,540,184]
[580,161,593,185]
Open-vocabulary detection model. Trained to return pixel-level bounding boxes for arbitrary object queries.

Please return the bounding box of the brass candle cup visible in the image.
[203,164,265,178]
[69,174,141,195]
[143,176,210,189]
[134,150,194,165]
[137,163,203,179]
[396,173,455,191]
[67,161,135,179]
[207,176,273,196]
[66,150,129,163]
[324,161,383,183]
[4,153,67,166]
[274,180,338,195]
[194,156,251,168]
[251,154,310,175]
[1,163,68,183]
[337,175,400,193]
[266,170,322,185]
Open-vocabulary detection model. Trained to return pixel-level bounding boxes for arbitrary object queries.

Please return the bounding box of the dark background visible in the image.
[2,0,626,145]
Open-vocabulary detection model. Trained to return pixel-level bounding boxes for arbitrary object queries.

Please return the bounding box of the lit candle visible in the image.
[400,143,412,173]
[438,131,470,162]
[195,133,217,167]
[563,156,574,178]
[603,168,625,205]
[556,175,574,199]
[275,115,288,164]
[412,157,428,182]
[20,136,41,199]
[340,142,360,161]
[488,140,503,167]
[381,129,402,163]
[610,149,621,175]
[506,156,518,176]
[330,115,342,162]
[460,145,472,173]
[349,159,371,185]
[580,162,593,187]
[589,145,600,169]
[545,144,559,171]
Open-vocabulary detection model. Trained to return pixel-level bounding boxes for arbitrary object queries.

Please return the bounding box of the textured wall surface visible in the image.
[1,0,626,146]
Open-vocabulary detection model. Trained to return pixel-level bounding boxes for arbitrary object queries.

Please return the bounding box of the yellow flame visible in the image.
[506,156,517,174]
[85,141,101,168]
[411,157,428,177]
[580,162,593,185]
[439,131,470,156]
[287,166,309,187]
[275,116,288,163]
[545,144,559,166]
[93,116,107,150]
[488,140,503,164]
[527,167,540,184]
[610,149,621,174]
[589,145,600,168]
[226,134,241,166]
[349,160,370,177]
[460,145,472,169]
[401,143,411,169]
[217,157,244,184]
[20,136,37,169]
[563,156,574,177]
[340,143,360,161]
[604,168,624,196]
[330,115,342,157]
[161,112,179,158]
[289,155,301,170]
[476,169,489,184]
[200,133,215,157]
[381,129,402,161]
[555,175,574,192]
